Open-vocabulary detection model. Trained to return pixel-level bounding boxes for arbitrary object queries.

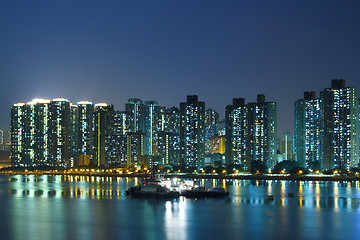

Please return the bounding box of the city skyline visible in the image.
[1,1,360,133]
[10,78,359,171]
[3,2,360,239]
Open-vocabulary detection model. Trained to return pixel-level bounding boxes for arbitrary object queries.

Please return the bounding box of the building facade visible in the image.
[225,98,247,167]
[49,98,70,166]
[126,132,145,168]
[93,103,114,167]
[205,108,219,155]
[11,103,26,165]
[77,101,94,164]
[144,101,160,166]
[180,95,205,169]
[225,95,277,169]
[125,98,145,133]
[294,92,322,168]
[321,79,359,170]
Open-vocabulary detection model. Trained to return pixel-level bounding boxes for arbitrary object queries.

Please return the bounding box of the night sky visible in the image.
[1,1,360,134]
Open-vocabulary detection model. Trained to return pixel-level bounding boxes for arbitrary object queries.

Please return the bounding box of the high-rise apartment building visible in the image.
[158,131,180,165]
[0,130,3,145]
[225,95,277,169]
[294,80,359,170]
[69,103,78,166]
[157,107,180,166]
[4,131,11,146]
[217,120,225,136]
[106,134,126,167]
[294,92,322,167]
[105,111,129,167]
[321,79,359,170]
[11,103,26,165]
[11,99,52,166]
[205,108,219,155]
[77,101,94,162]
[144,101,160,164]
[212,136,225,154]
[125,98,145,132]
[160,107,180,133]
[50,98,70,166]
[280,132,294,161]
[247,94,277,168]
[180,95,205,169]
[26,99,52,165]
[225,98,247,167]
[93,103,114,166]
[126,132,145,168]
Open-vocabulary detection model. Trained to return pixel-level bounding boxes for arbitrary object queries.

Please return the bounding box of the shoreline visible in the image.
[1,172,360,182]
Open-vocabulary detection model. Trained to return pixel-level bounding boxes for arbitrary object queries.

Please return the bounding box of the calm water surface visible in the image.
[0,175,360,240]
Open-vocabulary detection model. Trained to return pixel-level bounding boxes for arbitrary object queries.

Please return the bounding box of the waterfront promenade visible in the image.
[1,168,360,182]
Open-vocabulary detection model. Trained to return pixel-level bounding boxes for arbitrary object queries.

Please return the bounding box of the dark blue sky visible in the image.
[1,1,360,133]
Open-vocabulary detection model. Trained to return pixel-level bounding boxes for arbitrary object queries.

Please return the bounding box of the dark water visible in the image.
[0,175,360,240]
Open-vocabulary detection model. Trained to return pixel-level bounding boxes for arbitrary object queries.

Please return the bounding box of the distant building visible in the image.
[105,111,129,167]
[79,154,91,166]
[225,95,277,169]
[93,103,114,167]
[294,91,322,167]
[0,130,3,145]
[26,99,52,165]
[77,101,94,164]
[157,107,180,166]
[4,131,11,146]
[50,98,70,166]
[11,99,56,166]
[69,103,78,164]
[144,101,160,166]
[212,136,225,154]
[247,94,277,168]
[321,79,359,170]
[180,95,205,169]
[11,103,26,165]
[106,134,126,167]
[158,131,180,165]
[0,130,11,152]
[161,107,180,134]
[126,132,145,168]
[205,108,219,155]
[125,98,145,132]
[204,153,225,167]
[217,119,225,136]
[294,80,359,170]
[225,98,247,167]
[280,132,294,161]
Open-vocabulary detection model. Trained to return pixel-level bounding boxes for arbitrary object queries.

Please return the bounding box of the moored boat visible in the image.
[125,174,180,198]
[125,184,180,198]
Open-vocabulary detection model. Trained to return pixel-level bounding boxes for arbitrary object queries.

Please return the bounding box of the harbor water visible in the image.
[0,175,359,240]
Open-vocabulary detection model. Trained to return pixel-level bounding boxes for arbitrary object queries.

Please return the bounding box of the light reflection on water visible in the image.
[4,176,360,208]
[1,175,360,240]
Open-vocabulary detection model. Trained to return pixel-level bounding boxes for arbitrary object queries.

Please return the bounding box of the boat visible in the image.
[125,185,180,198]
[125,174,180,198]
[181,186,229,198]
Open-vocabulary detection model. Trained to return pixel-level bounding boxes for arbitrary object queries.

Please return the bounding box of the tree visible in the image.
[273,160,298,173]
[307,161,321,171]
[289,166,308,175]
[226,163,244,173]
[251,160,266,174]
[204,165,214,174]
[214,160,223,168]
